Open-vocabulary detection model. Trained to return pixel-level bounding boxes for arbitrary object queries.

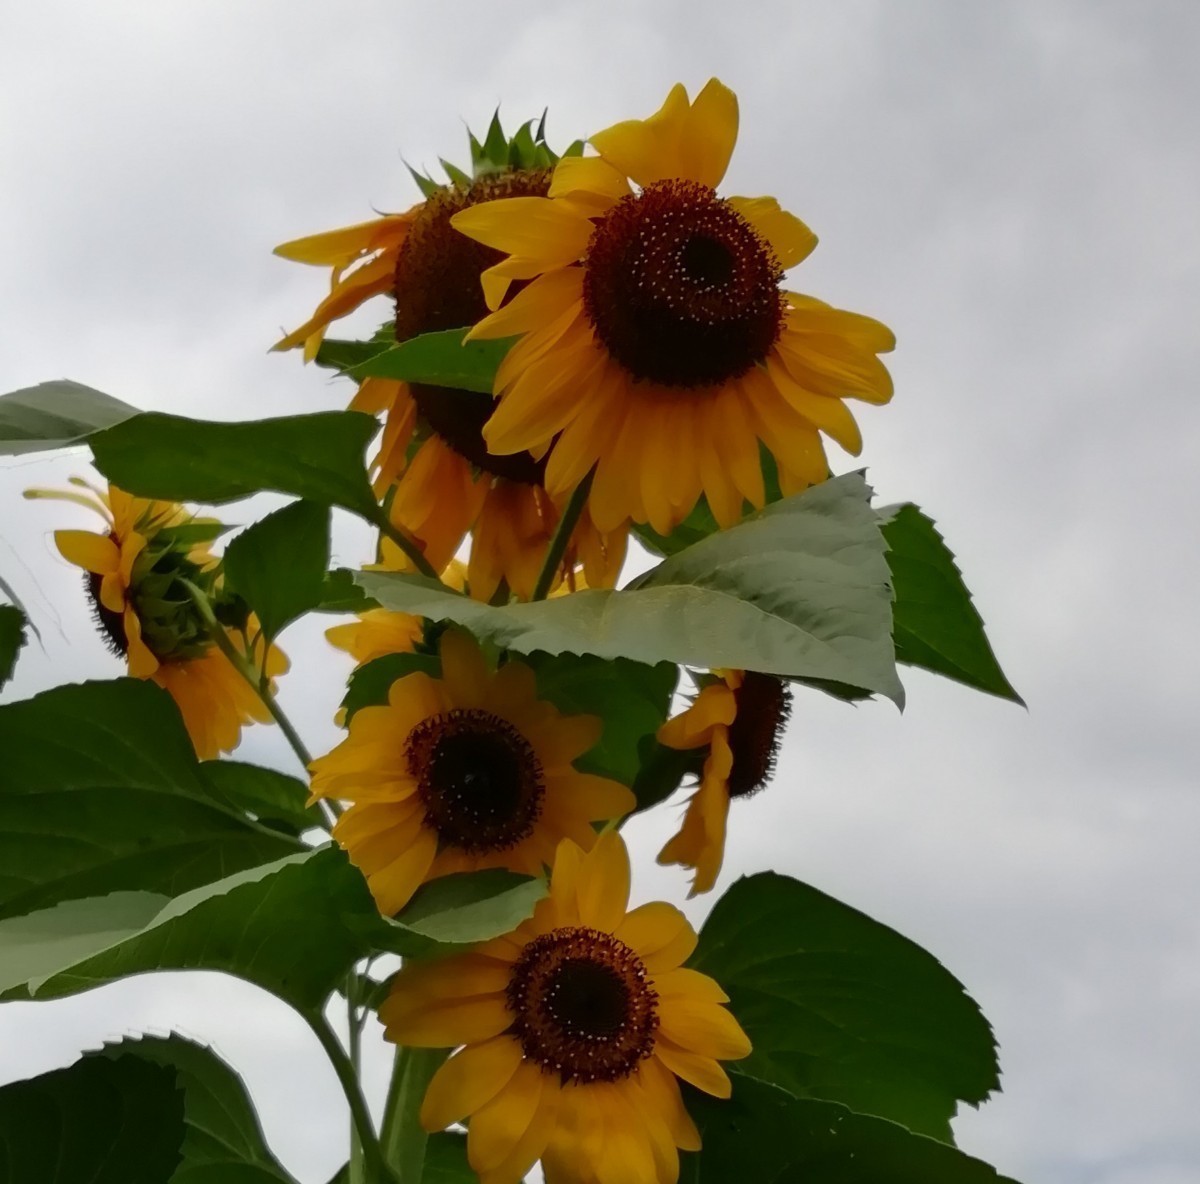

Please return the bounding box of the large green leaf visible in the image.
[0,1052,184,1183]
[361,474,903,705]
[0,849,369,1010]
[383,869,544,949]
[0,679,301,921]
[92,1035,297,1183]
[691,874,998,1142]
[224,500,331,641]
[345,328,513,392]
[684,1076,1020,1184]
[89,410,381,521]
[0,604,26,689]
[525,653,677,787]
[421,1132,476,1182]
[0,379,140,456]
[879,504,1022,704]
[341,652,442,724]
[199,761,322,838]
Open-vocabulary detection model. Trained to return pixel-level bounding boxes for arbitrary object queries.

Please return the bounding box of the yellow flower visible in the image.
[452,79,895,535]
[309,630,635,915]
[276,170,627,601]
[379,831,751,1184]
[657,671,792,896]
[325,608,426,666]
[32,479,287,760]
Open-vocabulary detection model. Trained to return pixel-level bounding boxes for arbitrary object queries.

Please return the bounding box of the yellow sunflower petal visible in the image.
[637,1055,702,1152]
[419,1036,524,1131]
[545,771,635,824]
[533,712,604,768]
[657,684,736,750]
[576,830,630,932]
[677,77,740,189]
[615,902,698,973]
[273,213,410,266]
[652,1039,732,1099]
[460,266,584,341]
[728,196,817,269]
[124,610,159,679]
[657,998,752,1061]
[380,987,511,1048]
[477,1076,562,1184]
[653,967,730,1005]
[366,827,438,916]
[549,154,631,210]
[589,1084,659,1184]
[466,1059,546,1175]
[451,198,592,265]
[54,530,119,576]
[438,629,491,710]
[766,357,864,455]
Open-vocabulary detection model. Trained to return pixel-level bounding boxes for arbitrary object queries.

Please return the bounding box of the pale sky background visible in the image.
[2,2,1198,1182]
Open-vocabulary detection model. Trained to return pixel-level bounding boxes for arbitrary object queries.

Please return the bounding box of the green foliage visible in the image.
[384,869,544,950]
[346,327,514,393]
[0,679,301,921]
[361,473,904,705]
[224,500,331,641]
[421,1132,476,1182]
[525,653,678,786]
[630,735,701,813]
[684,1076,1020,1184]
[0,1052,184,1182]
[199,761,322,837]
[0,604,26,689]
[341,652,442,724]
[0,379,140,455]
[692,873,999,1141]
[91,1035,298,1183]
[880,504,1023,704]
[320,567,380,613]
[315,336,393,374]
[89,410,381,521]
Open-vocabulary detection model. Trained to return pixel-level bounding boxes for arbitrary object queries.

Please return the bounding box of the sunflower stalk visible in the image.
[380,1045,448,1181]
[531,468,595,601]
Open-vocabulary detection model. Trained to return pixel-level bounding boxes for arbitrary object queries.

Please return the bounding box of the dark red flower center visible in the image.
[582,179,785,389]
[506,926,658,1083]
[394,170,552,485]
[726,672,792,798]
[406,708,544,852]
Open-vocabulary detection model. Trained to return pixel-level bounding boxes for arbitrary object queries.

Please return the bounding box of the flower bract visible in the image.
[380,831,751,1184]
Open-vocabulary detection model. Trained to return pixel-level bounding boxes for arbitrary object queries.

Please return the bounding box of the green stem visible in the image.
[380,1045,448,1181]
[531,469,595,602]
[180,579,340,826]
[375,513,439,580]
[347,975,367,1184]
[304,1007,393,1184]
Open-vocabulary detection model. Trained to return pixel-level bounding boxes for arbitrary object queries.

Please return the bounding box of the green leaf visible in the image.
[347,328,513,393]
[630,734,700,813]
[0,1052,184,1182]
[385,869,544,948]
[224,501,331,641]
[360,473,903,705]
[0,379,140,456]
[89,410,381,521]
[421,1132,477,1182]
[0,847,375,1011]
[880,505,1023,704]
[524,653,677,787]
[341,652,442,724]
[691,873,999,1141]
[380,1048,449,1184]
[313,336,394,375]
[92,1035,297,1183]
[199,761,322,837]
[320,567,380,613]
[684,1076,1020,1184]
[0,679,301,921]
[0,604,26,689]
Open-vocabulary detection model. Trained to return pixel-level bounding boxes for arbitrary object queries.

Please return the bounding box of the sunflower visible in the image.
[308,629,635,915]
[276,161,627,601]
[379,830,751,1184]
[657,670,792,896]
[31,478,287,760]
[451,78,895,536]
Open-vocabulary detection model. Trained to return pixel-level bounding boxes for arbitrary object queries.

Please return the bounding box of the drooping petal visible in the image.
[54,530,120,576]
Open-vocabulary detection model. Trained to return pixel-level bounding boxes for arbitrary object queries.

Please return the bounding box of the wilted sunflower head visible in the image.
[379,832,751,1184]
[453,78,896,537]
[656,669,793,896]
[309,629,635,915]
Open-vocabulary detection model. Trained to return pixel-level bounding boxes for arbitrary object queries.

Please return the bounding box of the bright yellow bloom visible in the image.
[276,172,628,602]
[453,79,895,535]
[380,831,751,1184]
[657,671,791,896]
[32,479,287,760]
[309,630,635,915]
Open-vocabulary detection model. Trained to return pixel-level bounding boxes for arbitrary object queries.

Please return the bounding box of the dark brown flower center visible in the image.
[394,170,552,485]
[726,672,792,798]
[582,179,785,389]
[506,926,658,1083]
[406,708,544,852]
[85,564,127,657]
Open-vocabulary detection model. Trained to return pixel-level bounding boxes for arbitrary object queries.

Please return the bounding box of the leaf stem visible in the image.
[304,1006,393,1184]
[531,469,594,602]
[380,1045,448,1181]
[374,512,440,580]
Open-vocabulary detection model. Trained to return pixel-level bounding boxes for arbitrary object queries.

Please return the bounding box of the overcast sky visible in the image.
[2,2,1198,1181]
